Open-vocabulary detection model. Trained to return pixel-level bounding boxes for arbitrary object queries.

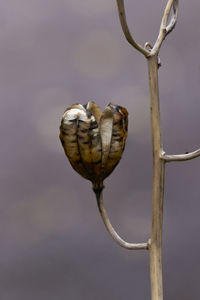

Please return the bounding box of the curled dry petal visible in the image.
[59,102,128,194]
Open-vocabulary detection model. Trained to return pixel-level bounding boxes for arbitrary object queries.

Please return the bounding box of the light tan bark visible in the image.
[147,55,165,300]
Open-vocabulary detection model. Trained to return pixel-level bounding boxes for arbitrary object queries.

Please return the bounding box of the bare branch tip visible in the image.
[163,148,200,163]
[152,0,179,54]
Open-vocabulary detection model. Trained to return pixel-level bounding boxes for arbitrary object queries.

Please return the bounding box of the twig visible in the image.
[116,0,179,57]
[166,0,179,35]
[116,0,151,57]
[162,149,200,162]
[152,0,179,54]
[95,191,149,250]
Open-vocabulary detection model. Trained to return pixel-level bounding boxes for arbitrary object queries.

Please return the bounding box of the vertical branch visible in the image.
[147,55,165,300]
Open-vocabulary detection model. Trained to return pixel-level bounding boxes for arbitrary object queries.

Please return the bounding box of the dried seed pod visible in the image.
[59,102,128,194]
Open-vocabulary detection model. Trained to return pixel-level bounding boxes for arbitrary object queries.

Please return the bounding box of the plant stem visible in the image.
[95,190,149,250]
[147,55,165,300]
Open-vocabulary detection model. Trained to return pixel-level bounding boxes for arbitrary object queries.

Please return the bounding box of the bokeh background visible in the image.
[1,0,200,299]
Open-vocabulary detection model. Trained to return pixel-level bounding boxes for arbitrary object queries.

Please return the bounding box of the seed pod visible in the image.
[59,102,128,194]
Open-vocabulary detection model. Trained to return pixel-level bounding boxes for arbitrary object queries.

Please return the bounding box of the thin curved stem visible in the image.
[152,0,179,54]
[116,0,151,58]
[166,0,179,35]
[95,191,149,250]
[161,148,200,162]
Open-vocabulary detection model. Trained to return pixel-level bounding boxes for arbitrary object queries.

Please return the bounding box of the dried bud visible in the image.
[59,102,128,194]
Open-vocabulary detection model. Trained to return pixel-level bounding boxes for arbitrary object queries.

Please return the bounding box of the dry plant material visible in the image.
[60,102,128,194]
[60,102,149,250]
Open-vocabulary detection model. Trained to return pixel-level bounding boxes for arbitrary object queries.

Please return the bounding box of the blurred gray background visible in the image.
[1,0,200,299]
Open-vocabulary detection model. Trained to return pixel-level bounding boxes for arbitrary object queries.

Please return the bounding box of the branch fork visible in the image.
[116,0,179,57]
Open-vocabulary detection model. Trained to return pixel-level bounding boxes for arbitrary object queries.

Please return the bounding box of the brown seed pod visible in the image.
[59,102,128,194]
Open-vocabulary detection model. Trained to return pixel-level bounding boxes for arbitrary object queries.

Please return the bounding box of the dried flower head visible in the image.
[59,102,128,195]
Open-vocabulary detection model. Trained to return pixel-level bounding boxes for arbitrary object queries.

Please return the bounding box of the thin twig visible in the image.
[95,191,149,250]
[161,149,200,162]
[166,0,179,35]
[152,0,179,54]
[116,0,150,57]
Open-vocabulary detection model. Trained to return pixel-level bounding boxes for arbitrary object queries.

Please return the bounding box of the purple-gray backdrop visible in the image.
[1,0,200,299]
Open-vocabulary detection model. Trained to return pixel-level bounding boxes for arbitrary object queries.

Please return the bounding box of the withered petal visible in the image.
[60,105,91,180]
[100,106,113,169]
[64,103,85,113]
[89,120,102,183]
[86,102,102,125]
[102,103,128,179]
[76,106,102,183]
[77,118,92,173]
[77,104,102,183]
